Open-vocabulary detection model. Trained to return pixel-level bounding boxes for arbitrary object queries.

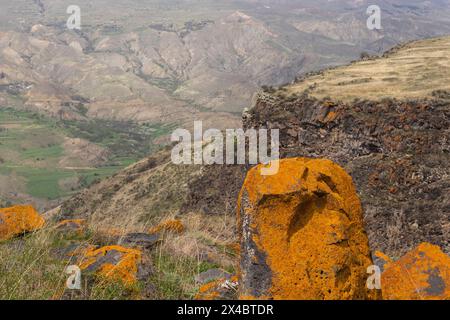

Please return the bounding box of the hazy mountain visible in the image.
[2,0,450,124]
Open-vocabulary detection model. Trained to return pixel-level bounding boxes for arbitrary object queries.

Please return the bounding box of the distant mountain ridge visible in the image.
[2,0,450,128]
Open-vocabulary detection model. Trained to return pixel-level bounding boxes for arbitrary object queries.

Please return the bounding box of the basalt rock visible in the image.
[237,158,376,300]
[0,205,45,241]
[381,243,450,300]
[244,95,450,258]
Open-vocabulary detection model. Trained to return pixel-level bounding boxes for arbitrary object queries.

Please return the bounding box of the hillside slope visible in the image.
[287,36,450,102]
[56,36,450,258]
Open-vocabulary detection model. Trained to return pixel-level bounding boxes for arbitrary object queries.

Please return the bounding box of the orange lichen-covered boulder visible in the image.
[80,245,142,286]
[237,158,375,300]
[381,243,450,300]
[149,219,185,234]
[0,205,45,241]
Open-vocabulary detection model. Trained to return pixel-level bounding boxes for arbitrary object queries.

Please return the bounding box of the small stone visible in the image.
[55,219,86,235]
[119,233,160,250]
[195,276,239,300]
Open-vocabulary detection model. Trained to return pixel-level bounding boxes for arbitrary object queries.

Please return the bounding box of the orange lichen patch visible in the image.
[195,277,239,300]
[323,110,338,122]
[381,243,450,300]
[195,280,222,300]
[0,205,45,241]
[149,219,185,234]
[67,244,96,258]
[79,245,142,286]
[374,251,392,265]
[237,158,375,300]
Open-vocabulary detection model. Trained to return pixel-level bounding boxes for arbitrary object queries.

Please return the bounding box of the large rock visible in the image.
[237,158,375,300]
[0,205,45,241]
[381,243,450,300]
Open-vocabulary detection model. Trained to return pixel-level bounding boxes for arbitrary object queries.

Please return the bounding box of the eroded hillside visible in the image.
[56,36,450,259]
[2,0,450,124]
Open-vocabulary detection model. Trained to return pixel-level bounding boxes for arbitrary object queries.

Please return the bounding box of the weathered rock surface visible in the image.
[237,158,375,300]
[79,245,149,286]
[195,276,239,300]
[0,205,45,241]
[381,243,450,300]
[244,94,450,258]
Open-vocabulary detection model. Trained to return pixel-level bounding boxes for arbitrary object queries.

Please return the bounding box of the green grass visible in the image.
[0,225,224,300]
[0,108,175,202]
[150,249,221,300]
[0,226,137,300]
[0,229,69,299]
[23,169,75,199]
[22,144,64,160]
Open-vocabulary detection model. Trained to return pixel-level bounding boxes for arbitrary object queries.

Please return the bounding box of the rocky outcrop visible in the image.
[244,95,450,258]
[237,158,376,300]
[0,205,45,241]
[381,243,450,300]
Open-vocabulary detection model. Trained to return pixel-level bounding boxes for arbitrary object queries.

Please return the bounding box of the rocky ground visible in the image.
[245,94,450,258]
